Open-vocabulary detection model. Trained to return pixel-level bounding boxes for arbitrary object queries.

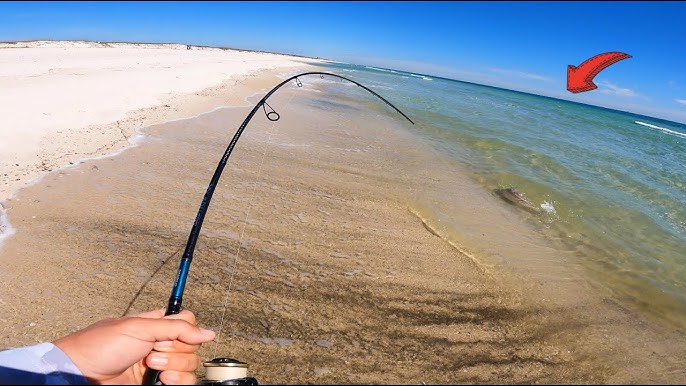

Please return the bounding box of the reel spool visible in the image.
[199,358,258,385]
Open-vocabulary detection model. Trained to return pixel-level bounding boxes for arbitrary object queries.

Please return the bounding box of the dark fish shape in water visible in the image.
[493,187,542,215]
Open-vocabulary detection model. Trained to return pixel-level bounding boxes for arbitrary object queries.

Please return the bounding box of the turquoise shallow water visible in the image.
[308,61,686,329]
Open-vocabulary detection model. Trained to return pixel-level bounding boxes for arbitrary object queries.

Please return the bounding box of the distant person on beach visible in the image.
[0,309,215,385]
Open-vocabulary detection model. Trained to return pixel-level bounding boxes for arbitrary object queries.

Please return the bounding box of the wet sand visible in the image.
[2,72,686,384]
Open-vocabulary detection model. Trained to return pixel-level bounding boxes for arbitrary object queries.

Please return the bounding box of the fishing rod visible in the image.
[142,71,414,385]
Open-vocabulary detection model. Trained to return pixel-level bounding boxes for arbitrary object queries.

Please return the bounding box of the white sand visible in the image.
[0,40,314,204]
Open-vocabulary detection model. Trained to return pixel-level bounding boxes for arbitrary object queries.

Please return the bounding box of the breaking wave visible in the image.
[635,121,686,139]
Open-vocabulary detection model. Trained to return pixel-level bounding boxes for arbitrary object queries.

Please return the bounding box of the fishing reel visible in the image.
[144,357,257,385]
[199,357,258,385]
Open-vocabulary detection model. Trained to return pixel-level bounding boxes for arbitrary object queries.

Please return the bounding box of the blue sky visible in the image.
[2,1,686,123]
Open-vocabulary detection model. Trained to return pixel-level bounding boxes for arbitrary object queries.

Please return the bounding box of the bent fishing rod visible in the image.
[143,71,414,385]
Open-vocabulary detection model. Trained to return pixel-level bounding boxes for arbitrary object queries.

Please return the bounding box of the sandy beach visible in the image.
[0,40,311,205]
[2,41,686,384]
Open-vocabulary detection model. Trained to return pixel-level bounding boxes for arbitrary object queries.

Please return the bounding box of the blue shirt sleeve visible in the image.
[0,342,88,385]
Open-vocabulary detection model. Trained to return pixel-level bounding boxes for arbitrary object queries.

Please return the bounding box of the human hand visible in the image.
[54,309,216,385]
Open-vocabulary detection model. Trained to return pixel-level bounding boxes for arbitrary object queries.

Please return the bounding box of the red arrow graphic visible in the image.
[567,52,632,93]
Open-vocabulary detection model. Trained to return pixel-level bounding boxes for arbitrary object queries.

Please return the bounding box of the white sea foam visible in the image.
[0,205,16,250]
[635,121,686,139]
[364,66,399,74]
[540,201,556,214]
[408,73,433,81]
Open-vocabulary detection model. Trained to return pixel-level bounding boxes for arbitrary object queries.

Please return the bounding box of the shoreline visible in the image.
[3,83,684,383]
[0,40,319,248]
[0,83,606,383]
[0,40,320,205]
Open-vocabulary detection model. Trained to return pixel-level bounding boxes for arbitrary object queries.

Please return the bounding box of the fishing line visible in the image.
[142,71,413,385]
[296,78,337,191]
[212,83,299,358]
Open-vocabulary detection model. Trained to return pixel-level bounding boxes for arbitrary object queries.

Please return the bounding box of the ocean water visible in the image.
[302,61,686,330]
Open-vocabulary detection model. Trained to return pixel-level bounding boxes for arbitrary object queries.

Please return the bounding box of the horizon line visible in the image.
[4,38,685,126]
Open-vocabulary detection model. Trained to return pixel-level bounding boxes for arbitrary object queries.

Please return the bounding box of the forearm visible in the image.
[0,342,88,385]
